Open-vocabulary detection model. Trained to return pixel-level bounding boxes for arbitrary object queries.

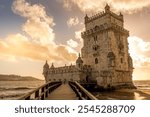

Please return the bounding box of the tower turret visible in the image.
[119,12,124,21]
[43,60,49,81]
[44,60,49,68]
[105,4,110,13]
[76,53,83,69]
[84,14,89,23]
[50,63,54,69]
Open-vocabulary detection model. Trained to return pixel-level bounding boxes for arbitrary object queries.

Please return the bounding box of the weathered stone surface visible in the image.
[43,4,135,89]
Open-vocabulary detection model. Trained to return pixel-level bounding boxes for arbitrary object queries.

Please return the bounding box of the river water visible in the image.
[0,80,150,100]
[0,80,45,100]
[94,80,150,100]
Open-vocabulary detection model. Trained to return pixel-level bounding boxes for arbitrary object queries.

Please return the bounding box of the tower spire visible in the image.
[105,3,110,13]
[84,14,89,23]
[43,60,49,69]
[51,62,54,68]
[79,53,81,57]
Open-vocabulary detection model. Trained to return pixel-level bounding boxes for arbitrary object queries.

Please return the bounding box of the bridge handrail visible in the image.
[69,81,97,100]
[18,81,62,100]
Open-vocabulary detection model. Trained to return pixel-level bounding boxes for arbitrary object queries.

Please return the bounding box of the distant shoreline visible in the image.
[0,74,44,81]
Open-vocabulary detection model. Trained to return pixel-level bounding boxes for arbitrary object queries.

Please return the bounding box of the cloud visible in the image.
[62,0,73,10]
[74,28,85,49]
[75,28,84,42]
[12,0,55,45]
[128,36,150,80]
[56,45,77,61]
[128,36,150,68]
[61,0,150,14]
[0,0,77,63]
[0,34,59,61]
[67,39,78,48]
[67,17,79,27]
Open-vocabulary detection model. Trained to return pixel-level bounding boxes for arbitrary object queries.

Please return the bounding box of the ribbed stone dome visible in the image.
[44,60,49,68]
[76,53,83,64]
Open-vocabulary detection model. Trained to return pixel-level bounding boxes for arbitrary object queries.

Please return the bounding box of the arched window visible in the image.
[95,58,98,64]
[94,25,99,31]
[94,35,97,41]
[107,52,115,67]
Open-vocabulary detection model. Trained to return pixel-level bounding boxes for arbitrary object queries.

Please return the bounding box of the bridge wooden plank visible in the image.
[46,84,78,100]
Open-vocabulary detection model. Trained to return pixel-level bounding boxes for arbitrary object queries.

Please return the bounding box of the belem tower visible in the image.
[43,4,135,89]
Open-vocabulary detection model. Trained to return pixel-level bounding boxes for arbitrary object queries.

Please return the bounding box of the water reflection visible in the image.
[93,89,150,100]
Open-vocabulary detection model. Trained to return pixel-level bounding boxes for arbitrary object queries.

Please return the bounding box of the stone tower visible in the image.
[43,60,49,82]
[76,53,83,69]
[81,4,134,88]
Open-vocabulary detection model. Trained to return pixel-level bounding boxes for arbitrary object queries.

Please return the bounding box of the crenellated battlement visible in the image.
[47,64,92,74]
[81,23,129,38]
[48,65,77,74]
[85,6,123,24]
[110,11,123,21]
[85,11,105,23]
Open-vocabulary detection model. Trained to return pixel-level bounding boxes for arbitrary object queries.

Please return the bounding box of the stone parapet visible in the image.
[81,23,129,38]
[85,11,123,24]
[48,64,92,74]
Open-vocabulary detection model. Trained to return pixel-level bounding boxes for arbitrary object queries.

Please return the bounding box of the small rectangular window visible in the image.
[121,58,123,63]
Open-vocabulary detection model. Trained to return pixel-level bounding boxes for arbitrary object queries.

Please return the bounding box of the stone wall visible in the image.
[46,71,81,82]
[43,4,135,89]
[81,5,134,88]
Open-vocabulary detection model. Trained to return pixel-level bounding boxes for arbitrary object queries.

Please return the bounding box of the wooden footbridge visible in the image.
[18,81,97,100]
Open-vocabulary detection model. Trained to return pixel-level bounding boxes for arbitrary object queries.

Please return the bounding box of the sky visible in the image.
[0,0,150,80]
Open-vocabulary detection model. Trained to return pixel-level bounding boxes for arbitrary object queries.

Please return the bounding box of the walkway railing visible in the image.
[69,81,97,100]
[18,81,62,100]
